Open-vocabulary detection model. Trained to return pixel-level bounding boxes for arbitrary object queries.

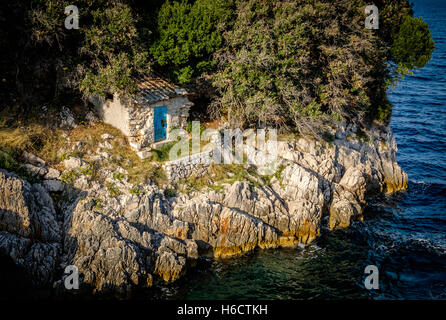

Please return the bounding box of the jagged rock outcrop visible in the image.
[0,125,408,293]
[0,169,61,285]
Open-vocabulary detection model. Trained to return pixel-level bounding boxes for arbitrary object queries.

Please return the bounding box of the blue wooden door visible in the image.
[154,106,167,141]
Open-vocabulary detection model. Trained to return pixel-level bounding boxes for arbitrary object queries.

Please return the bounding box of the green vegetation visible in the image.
[355,129,371,143]
[0,109,66,164]
[262,164,286,186]
[130,185,144,196]
[92,198,103,210]
[106,181,120,197]
[60,170,80,185]
[0,0,435,153]
[149,142,175,162]
[164,188,177,198]
[0,151,21,173]
[126,162,167,186]
[391,16,435,70]
[322,132,336,144]
[30,0,149,97]
[176,163,286,194]
[151,0,233,84]
[113,172,125,181]
[211,0,434,131]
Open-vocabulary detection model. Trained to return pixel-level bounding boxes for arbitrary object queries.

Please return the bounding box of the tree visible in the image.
[0,0,153,108]
[30,0,151,97]
[150,0,233,84]
[210,0,434,132]
[391,15,435,69]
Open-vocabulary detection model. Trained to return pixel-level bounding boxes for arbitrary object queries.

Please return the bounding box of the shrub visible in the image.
[151,0,233,84]
[106,181,120,197]
[211,0,434,130]
[113,172,125,181]
[0,151,20,172]
[391,16,435,70]
[60,170,80,185]
[164,188,177,198]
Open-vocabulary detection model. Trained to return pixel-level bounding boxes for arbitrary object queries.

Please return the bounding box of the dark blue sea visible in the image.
[158,0,445,300]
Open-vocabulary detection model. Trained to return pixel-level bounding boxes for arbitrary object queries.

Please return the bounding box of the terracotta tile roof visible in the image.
[133,73,188,104]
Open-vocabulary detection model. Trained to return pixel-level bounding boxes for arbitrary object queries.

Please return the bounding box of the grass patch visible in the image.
[0,115,66,165]
[113,172,125,181]
[149,142,175,162]
[106,181,120,197]
[67,123,168,185]
[0,151,21,172]
[60,169,80,185]
[126,161,167,186]
[262,164,286,185]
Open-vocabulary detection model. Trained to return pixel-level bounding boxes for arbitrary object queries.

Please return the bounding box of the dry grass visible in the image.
[0,118,66,164]
[67,123,167,185]
[0,106,167,185]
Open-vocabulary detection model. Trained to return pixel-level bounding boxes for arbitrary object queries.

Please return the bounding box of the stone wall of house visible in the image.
[162,150,213,183]
[90,93,192,159]
[89,94,132,136]
[127,103,155,152]
[127,97,192,153]
[151,97,191,141]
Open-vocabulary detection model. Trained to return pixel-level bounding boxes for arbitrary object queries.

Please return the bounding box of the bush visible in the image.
[211,0,434,130]
[106,181,120,197]
[151,0,233,84]
[0,151,20,172]
[164,188,177,198]
[391,15,435,70]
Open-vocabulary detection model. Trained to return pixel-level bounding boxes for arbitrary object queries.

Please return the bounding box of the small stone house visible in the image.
[88,74,193,158]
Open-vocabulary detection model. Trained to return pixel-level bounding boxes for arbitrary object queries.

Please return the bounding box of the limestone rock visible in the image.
[44,168,61,180]
[23,163,47,177]
[59,106,77,129]
[101,133,114,140]
[43,179,64,192]
[0,124,408,292]
[22,151,45,167]
[64,157,85,170]
[0,170,61,285]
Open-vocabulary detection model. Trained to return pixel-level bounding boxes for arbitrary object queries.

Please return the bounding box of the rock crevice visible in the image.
[0,125,408,292]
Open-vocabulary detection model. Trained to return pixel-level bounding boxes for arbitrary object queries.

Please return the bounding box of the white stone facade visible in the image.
[89,89,192,158]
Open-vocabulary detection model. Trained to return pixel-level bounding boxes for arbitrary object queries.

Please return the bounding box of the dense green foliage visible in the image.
[32,0,149,96]
[211,0,434,130]
[391,16,435,69]
[0,0,434,131]
[151,0,233,84]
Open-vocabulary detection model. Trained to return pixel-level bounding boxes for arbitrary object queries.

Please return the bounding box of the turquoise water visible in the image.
[152,0,446,300]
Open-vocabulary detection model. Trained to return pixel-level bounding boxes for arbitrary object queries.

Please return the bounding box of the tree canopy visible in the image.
[150,0,234,84]
[211,0,435,131]
[0,0,434,131]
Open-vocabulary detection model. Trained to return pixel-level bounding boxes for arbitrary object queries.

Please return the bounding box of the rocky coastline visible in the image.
[0,123,407,294]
